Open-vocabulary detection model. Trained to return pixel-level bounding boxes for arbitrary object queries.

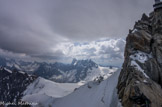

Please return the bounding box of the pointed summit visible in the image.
[71,58,77,65]
[153,0,162,10]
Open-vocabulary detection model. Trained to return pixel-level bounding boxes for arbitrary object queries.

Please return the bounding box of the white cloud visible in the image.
[0,48,29,60]
[53,38,125,66]
[0,0,153,55]
[0,48,46,62]
[0,38,125,66]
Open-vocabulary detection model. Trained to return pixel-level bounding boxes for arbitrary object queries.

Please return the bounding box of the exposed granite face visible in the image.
[117,9,162,107]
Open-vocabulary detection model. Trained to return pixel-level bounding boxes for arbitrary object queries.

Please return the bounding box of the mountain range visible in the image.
[1,2,162,107]
[0,57,117,83]
[0,64,120,107]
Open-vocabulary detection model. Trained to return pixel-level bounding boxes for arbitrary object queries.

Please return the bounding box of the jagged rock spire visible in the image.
[117,2,162,107]
[153,0,162,10]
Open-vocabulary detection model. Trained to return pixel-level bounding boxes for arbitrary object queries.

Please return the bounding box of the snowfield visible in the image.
[22,77,81,106]
[22,68,121,107]
[50,66,118,83]
[53,69,121,107]
[84,66,118,81]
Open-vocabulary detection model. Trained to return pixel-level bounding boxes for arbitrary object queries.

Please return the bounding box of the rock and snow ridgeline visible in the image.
[117,9,162,107]
[22,69,121,107]
[22,66,121,107]
[0,58,117,83]
[53,69,122,107]
[2,4,162,107]
[0,63,121,107]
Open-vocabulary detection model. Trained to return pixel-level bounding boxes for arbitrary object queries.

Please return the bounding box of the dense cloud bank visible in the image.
[0,0,153,65]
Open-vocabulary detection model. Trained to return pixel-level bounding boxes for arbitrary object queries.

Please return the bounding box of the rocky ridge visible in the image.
[0,67,37,106]
[0,57,100,83]
[117,9,162,107]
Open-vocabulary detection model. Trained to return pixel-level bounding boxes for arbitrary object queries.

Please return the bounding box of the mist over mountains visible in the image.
[0,56,118,83]
[0,38,125,66]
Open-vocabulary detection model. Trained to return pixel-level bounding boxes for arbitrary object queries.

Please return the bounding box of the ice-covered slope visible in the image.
[50,66,118,84]
[83,66,118,82]
[22,68,120,107]
[22,77,81,106]
[53,70,121,107]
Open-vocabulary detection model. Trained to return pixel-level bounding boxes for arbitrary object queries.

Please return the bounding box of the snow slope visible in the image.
[83,66,118,82]
[53,69,121,107]
[22,77,81,106]
[22,68,121,107]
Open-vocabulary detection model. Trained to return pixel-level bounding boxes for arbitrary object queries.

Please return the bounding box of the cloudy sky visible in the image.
[0,0,153,66]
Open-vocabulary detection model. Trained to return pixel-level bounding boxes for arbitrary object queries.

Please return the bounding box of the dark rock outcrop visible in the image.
[0,67,37,106]
[117,9,162,107]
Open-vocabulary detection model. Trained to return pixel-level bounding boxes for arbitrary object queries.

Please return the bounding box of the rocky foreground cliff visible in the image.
[0,67,37,106]
[117,9,162,107]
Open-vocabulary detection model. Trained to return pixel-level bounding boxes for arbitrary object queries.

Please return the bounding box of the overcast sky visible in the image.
[0,0,154,66]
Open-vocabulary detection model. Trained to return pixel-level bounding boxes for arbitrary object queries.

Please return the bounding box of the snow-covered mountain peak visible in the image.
[23,77,81,98]
[22,77,81,106]
[0,58,121,107]
[24,69,122,107]
[71,58,77,65]
[71,58,98,68]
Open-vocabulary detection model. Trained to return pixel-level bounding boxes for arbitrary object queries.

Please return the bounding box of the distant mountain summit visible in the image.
[48,59,99,83]
[117,8,162,107]
[0,57,116,83]
[71,58,77,65]
[0,56,40,73]
[0,60,119,106]
[71,58,98,68]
